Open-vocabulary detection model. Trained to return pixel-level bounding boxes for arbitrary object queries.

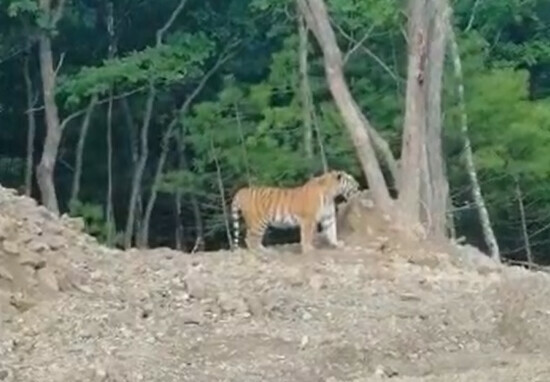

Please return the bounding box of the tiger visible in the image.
[231,170,360,254]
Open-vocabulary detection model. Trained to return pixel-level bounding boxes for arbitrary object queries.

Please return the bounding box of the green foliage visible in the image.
[2,0,550,259]
[69,200,109,242]
[58,33,214,106]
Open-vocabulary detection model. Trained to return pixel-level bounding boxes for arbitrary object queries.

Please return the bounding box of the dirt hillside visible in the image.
[1,186,550,381]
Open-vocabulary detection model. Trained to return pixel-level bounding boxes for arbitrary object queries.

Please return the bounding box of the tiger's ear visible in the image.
[336,172,343,180]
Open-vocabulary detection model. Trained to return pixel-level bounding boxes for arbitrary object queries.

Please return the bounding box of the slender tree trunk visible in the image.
[174,191,185,250]
[106,90,115,245]
[515,176,533,267]
[297,0,392,212]
[398,0,429,224]
[176,135,204,253]
[298,13,314,161]
[447,19,500,261]
[36,32,62,214]
[211,138,232,248]
[174,134,186,251]
[423,0,449,238]
[23,50,37,197]
[124,82,155,249]
[312,107,329,172]
[235,102,252,184]
[105,0,117,246]
[120,98,143,238]
[69,95,98,209]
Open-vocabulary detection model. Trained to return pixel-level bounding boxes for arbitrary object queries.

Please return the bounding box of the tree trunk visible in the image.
[174,134,186,251]
[124,82,155,249]
[235,102,252,183]
[120,98,143,238]
[447,19,500,261]
[297,0,392,212]
[210,138,232,249]
[69,95,98,209]
[311,108,329,172]
[298,13,314,161]
[398,0,429,224]
[515,176,533,267]
[106,90,115,245]
[36,33,62,214]
[176,135,204,253]
[23,50,37,197]
[174,191,185,250]
[423,0,450,238]
[105,0,117,246]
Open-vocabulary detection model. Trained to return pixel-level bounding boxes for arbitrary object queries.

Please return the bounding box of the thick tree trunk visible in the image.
[398,0,429,224]
[36,33,62,214]
[423,0,449,238]
[69,95,98,208]
[515,177,533,267]
[298,13,314,161]
[23,50,37,197]
[297,0,392,212]
[447,20,500,261]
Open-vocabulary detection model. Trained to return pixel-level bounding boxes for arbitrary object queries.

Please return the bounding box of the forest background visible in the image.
[0,0,549,265]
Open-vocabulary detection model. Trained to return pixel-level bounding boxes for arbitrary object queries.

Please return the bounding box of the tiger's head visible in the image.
[311,170,360,200]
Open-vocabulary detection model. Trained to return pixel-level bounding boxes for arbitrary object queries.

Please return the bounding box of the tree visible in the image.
[35,0,66,214]
[296,0,393,213]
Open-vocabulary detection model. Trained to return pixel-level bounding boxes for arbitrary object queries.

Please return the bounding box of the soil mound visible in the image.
[0,186,99,317]
[1,186,550,381]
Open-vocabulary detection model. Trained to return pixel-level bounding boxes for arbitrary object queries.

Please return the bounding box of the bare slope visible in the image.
[1,187,550,381]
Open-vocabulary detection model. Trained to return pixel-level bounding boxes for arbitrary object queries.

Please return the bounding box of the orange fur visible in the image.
[231,170,359,253]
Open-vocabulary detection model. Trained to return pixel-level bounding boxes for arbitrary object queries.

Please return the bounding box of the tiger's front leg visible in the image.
[321,209,344,249]
[299,220,316,253]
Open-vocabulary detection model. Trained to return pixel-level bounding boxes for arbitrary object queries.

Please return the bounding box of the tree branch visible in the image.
[52,0,67,25]
[58,86,147,130]
[156,0,189,45]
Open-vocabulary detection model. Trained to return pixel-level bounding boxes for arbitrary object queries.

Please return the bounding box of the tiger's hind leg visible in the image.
[244,225,271,254]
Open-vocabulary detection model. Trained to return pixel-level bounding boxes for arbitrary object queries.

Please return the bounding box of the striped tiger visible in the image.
[231,170,360,253]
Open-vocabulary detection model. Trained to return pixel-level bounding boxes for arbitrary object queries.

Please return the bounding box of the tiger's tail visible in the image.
[231,193,241,250]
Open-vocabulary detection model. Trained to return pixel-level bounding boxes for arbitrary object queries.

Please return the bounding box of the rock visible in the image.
[285,267,306,287]
[245,295,264,317]
[184,272,208,300]
[299,335,309,350]
[37,267,59,292]
[309,274,326,291]
[47,235,67,250]
[2,241,19,256]
[19,251,46,270]
[217,292,248,315]
[28,240,48,253]
[0,266,13,282]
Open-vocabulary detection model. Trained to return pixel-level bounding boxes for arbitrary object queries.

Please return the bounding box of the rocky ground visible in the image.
[1,187,550,381]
